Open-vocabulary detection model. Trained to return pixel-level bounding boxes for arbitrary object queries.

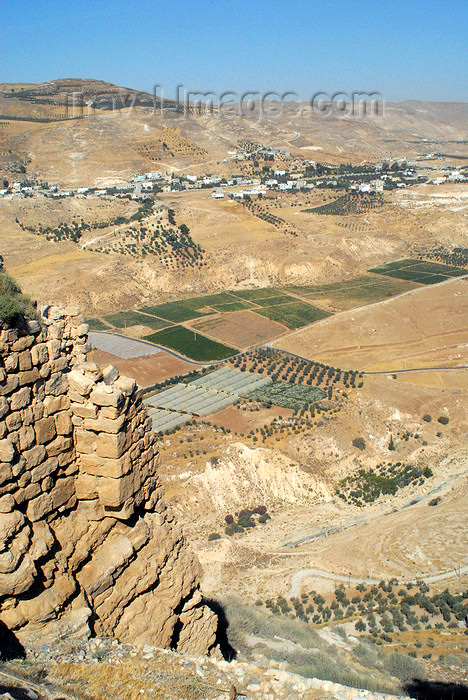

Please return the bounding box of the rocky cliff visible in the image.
[0,305,217,654]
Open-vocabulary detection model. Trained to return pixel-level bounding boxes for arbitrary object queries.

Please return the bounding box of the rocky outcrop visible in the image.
[0,306,217,653]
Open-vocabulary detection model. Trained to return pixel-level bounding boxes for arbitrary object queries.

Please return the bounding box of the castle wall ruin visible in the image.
[0,306,217,654]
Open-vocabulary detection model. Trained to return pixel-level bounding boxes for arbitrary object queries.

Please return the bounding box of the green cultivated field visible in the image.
[138,289,329,329]
[248,380,326,410]
[369,259,467,284]
[380,269,448,284]
[371,259,418,270]
[96,287,333,347]
[285,275,419,310]
[144,325,238,361]
[253,294,298,307]
[411,261,467,276]
[182,292,238,309]
[139,302,212,323]
[232,288,288,301]
[211,300,254,312]
[255,301,330,329]
[103,310,171,330]
[86,318,110,331]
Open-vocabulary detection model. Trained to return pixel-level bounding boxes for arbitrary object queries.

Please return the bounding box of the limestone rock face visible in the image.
[0,308,217,654]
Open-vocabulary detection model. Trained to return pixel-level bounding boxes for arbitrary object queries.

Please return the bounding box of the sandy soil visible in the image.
[275,277,468,380]
[88,348,193,387]
[189,309,289,348]
[204,403,294,434]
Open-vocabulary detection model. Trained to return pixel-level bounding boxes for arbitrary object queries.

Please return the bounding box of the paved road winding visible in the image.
[289,564,468,598]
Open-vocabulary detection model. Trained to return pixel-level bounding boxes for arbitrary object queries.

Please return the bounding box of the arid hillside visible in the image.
[0,79,467,314]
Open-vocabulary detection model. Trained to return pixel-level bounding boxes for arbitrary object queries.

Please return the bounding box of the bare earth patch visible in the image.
[275,278,468,381]
[204,403,294,434]
[189,309,289,348]
[88,348,193,387]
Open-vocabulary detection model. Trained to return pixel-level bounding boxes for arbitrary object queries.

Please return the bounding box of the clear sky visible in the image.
[2,0,467,102]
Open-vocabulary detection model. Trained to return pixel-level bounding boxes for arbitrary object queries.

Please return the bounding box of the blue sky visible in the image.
[2,0,467,102]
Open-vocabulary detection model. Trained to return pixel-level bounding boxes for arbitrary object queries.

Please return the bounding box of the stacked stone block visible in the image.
[69,362,163,520]
[0,307,217,654]
[0,310,86,524]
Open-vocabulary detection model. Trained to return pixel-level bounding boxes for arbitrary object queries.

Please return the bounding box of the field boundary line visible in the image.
[270,273,468,347]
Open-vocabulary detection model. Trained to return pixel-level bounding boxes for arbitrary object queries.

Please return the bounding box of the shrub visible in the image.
[238,514,255,528]
[438,416,449,425]
[353,437,366,451]
[208,532,221,541]
[0,271,37,324]
[225,514,234,524]
[422,414,432,422]
[384,651,425,681]
[354,642,378,666]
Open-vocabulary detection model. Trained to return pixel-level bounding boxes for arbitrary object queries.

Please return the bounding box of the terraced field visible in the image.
[87,262,463,358]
